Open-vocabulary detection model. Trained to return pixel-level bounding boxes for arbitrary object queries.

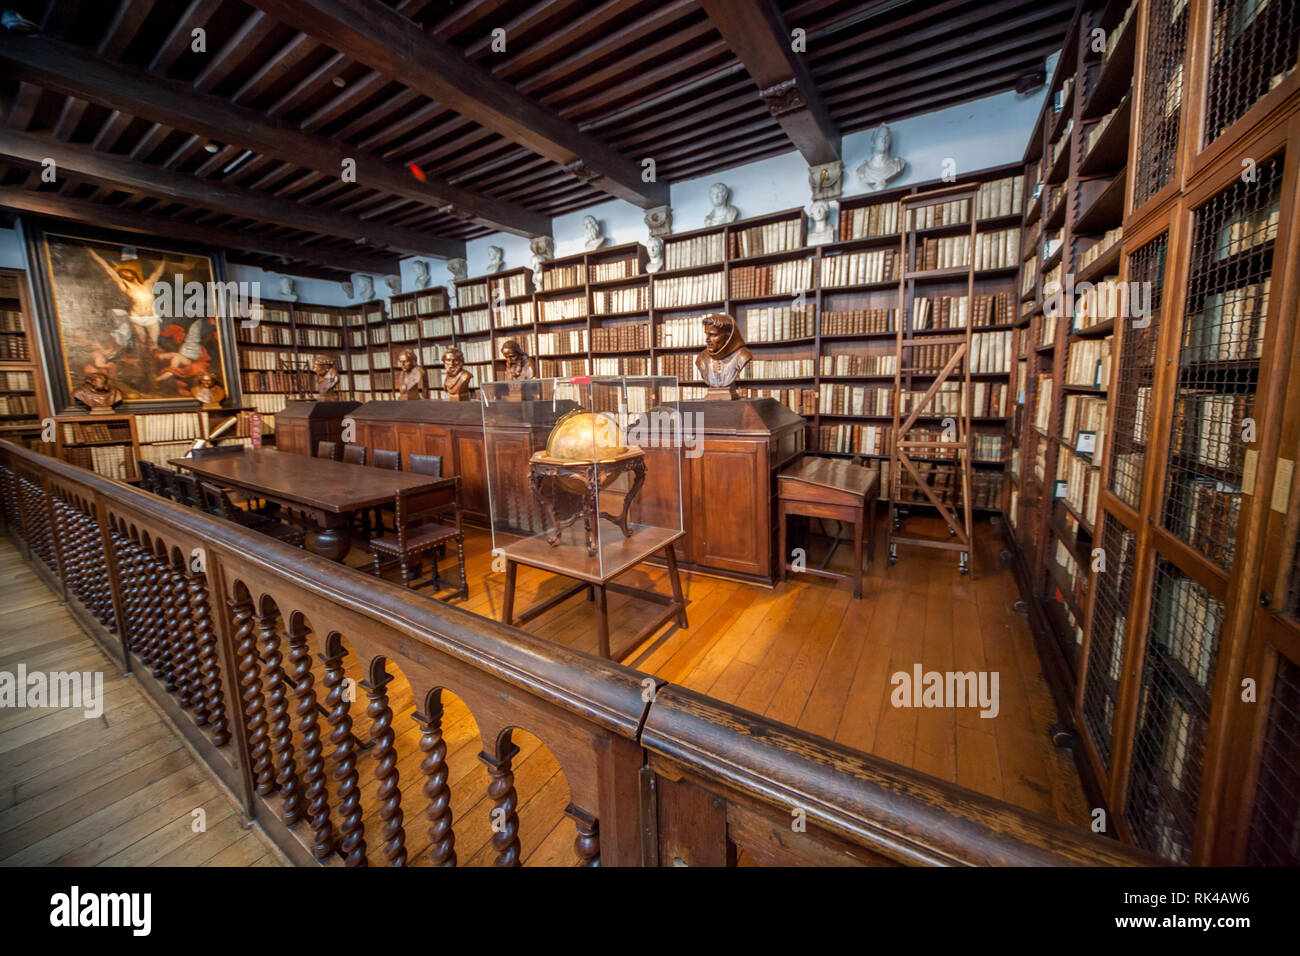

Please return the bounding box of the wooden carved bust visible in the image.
[442,347,472,401]
[694,313,752,398]
[313,356,339,398]
[73,372,123,415]
[395,348,426,400]
[192,372,226,410]
[500,337,535,380]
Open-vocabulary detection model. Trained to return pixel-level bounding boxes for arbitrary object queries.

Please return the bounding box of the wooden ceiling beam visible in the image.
[0,129,464,259]
[242,0,669,208]
[150,0,223,73]
[0,33,551,237]
[0,185,394,275]
[698,0,840,166]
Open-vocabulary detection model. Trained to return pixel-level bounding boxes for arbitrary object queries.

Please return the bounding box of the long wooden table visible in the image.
[172,448,454,561]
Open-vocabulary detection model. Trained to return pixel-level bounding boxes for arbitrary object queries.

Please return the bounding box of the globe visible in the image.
[543,411,629,463]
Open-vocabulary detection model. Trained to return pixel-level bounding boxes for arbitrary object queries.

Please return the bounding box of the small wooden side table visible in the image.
[777,457,879,599]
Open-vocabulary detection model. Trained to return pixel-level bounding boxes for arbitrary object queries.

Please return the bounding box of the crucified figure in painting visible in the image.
[87,249,166,362]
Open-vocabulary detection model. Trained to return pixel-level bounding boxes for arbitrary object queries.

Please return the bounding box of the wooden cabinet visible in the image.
[275,400,359,457]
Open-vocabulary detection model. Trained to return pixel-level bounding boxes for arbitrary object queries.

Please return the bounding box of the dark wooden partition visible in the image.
[0,439,1154,867]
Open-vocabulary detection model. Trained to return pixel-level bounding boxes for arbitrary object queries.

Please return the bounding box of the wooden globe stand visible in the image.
[528,448,647,556]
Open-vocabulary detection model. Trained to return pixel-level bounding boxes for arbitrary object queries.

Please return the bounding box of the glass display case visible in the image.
[479,376,685,583]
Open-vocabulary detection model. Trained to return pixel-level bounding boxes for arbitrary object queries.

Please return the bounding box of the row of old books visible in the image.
[350,352,371,371]
[1066,337,1112,388]
[593,323,649,352]
[819,383,894,416]
[417,346,452,368]
[348,330,366,348]
[456,282,490,307]
[390,320,419,343]
[1034,375,1054,432]
[369,326,390,345]
[972,433,1006,462]
[241,349,297,371]
[0,334,29,361]
[543,263,586,291]
[1174,392,1249,473]
[490,273,530,300]
[730,218,803,258]
[247,393,288,415]
[0,370,33,390]
[296,327,343,348]
[904,331,1009,374]
[655,353,696,382]
[1056,445,1102,527]
[974,229,1020,271]
[65,444,130,480]
[740,358,816,380]
[590,257,641,283]
[592,356,651,376]
[741,305,815,342]
[296,309,343,327]
[657,316,707,348]
[537,328,588,355]
[903,381,1009,417]
[821,308,895,336]
[1184,281,1270,362]
[818,423,891,456]
[62,420,130,443]
[820,249,899,287]
[912,198,969,230]
[730,259,813,298]
[422,315,454,338]
[0,309,25,332]
[241,370,309,393]
[461,340,494,364]
[1084,102,1124,156]
[1153,572,1223,690]
[1072,277,1126,329]
[1213,195,1279,261]
[538,358,589,378]
[237,324,292,345]
[653,272,724,308]
[975,175,1025,219]
[137,412,206,443]
[458,308,492,334]
[593,285,648,314]
[371,351,392,371]
[1079,227,1124,271]
[819,353,898,377]
[665,233,725,270]
[1175,476,1243,568]
[839,200,901,240]
[0,394,36,417]
[494,302,534,327]
[1062,394,1108,460]
[912,293,1016,330]
[741,387,817,416]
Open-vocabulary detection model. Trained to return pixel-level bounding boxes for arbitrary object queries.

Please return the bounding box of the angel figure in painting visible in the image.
[154,320,213,395]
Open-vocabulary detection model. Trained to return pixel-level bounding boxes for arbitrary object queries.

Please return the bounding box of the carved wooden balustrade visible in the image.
[0,440,1156,867]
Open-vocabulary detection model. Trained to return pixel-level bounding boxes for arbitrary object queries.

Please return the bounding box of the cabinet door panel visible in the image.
[693,440,765,576]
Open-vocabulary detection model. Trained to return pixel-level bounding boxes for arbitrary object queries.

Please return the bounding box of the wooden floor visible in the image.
[0,537,286,867]
[0,506,1089,867]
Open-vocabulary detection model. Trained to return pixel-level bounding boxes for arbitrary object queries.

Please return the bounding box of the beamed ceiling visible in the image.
[0,0,1072,281]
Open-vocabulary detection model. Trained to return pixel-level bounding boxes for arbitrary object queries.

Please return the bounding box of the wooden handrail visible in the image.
[0,439,1156,867]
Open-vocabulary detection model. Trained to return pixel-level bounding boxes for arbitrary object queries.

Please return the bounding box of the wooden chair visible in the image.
[137,460,164,495]
[368,479,466,599]
[343,444,367,465]
[372,448,400,470]
[175,473,203,508]
[316,441,340,461]
[408,454,442,477]
[199,481,306,548]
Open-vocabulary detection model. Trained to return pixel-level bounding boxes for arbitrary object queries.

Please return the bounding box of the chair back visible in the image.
[137,460,161,494]
[343,444,368,466]
[408,454,442,477]
[198,481,235,518]
[316,441,340,461]
[158,467,184,502]
[394,478,460,548]
[372,448,400,470]
[175,472,202,508]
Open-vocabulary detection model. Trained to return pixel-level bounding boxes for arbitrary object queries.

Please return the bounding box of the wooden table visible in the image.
[173,448,454,562]
[777,457,879,599]
[500,525,688,661]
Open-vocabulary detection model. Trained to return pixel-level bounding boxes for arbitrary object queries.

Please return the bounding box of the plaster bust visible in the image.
[384,274,402,296]
[856,123,906,191]
[192,372,226,410]
[442,346,472,401]
[413,260,431,289]
[73,372,123,415]
[395,348,425,400]
[447,258,468,282]
[529,235,554,287]
[582,215,608,251]
[694,313,751,395]
[339,280,354,300]
[645,236,664,274]
[499,336,535,380]
[277,276,297,302]
[807,200,835,245]
[312,356,339,398]
[704,182,738,226]
[354,274,375,300]
[486,246,504,274]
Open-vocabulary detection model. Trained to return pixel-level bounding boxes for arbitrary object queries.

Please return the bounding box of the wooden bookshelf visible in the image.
[235,298,350,433]
[0,268,51,452]
[1008,0,1300,866]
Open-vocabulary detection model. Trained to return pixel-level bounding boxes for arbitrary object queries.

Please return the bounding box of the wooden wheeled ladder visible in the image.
[887,182,979,575]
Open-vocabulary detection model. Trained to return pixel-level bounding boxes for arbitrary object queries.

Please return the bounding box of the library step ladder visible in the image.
[888,183,978,575]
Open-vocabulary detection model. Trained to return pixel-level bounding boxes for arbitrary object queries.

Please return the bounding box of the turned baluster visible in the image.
[170,569,197,707]
[566,804,600,867]
[255,609,300,825]
[160,566,188,695]
[229,596,273,796]
[287,620,332,858]
[147,554,172,680]
[116,540,141,654]
[414,696,456,866]
[481,740,521,867]
[364,667,406,866]
[187,570,227,743]
[322,645,366,866]
[137,551,163,672]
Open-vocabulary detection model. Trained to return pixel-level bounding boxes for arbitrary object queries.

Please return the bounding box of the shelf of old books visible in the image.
[55,414,139,482]
[0,268,50,449]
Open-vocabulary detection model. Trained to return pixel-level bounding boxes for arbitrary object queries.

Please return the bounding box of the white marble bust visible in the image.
[413,260,431,289]
[704,182,738,226]
[856,124,906,192]
[354,274,374,300]
[486,246,504,274]
[806,200,835,245]
[277,275,297,301]
[582,215,608,251]
[645,236,664,274]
